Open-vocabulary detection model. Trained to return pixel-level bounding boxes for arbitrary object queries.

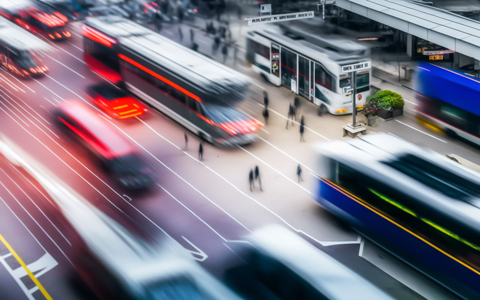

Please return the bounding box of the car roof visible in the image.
[89,83,129,100]
[0,16,52,51]
[58,101,136,158]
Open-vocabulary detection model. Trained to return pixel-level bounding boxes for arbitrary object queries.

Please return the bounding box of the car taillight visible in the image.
[64,31,71,37]
[55,32,61,38]
[22,70,29,75]
[29,68,37,74]
[49,34,55,39]
[194,8,198,12]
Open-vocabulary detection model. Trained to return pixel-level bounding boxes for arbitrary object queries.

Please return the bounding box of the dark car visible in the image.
[54,101,156,190]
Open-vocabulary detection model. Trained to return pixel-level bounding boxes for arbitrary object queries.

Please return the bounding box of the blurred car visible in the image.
[119,0,171,24]
[17,7,71,40]
[224,225,393,300]
[33,0,78,21]
[87,5,130,18]
[54,101,155,190]
[86,83,148,119]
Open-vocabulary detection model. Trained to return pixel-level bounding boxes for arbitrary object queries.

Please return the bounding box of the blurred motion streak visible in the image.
[0,135,245,300]
[315,133,480,299]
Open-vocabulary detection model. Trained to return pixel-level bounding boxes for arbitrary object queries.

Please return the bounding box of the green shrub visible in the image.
[372,90,404,110]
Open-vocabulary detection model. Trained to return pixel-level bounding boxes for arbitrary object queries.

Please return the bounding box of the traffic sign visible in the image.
[341,61,371,73]
[358,94,362,101]
[342,86,353,94]
[260,4,272,14]
[247,11,314,26]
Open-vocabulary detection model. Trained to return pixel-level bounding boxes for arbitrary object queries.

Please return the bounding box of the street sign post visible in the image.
[247,11,314,25]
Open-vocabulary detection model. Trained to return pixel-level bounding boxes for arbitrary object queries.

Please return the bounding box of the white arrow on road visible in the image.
[182,236,208,262]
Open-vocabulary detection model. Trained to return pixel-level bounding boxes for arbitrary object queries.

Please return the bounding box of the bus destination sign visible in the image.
[247,11,315,26]
[341,61,371,73]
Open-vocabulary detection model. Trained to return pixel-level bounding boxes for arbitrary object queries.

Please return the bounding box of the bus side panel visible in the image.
[317,178,480,299]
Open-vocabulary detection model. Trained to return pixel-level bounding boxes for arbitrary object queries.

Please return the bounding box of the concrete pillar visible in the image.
[406,34,413,57]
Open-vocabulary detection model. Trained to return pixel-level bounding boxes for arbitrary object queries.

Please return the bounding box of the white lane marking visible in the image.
[42,53,85,78]
[100,116,251,232]
[358,237,365,257]
[0,90,58,138]
[0,70,35,93]
[260,128,269,134]
[251,81,265,91]
[123,194,132,202]
[256,135,314,173]
[199,39,210,45]
[182,236,208,262]
[36,34,85,64]
[137,118,181,150]
[43,97,57,107]
[238,145,312,195]
[0,97,31,128]
[239,65,250,72]
[395,120,447,143]
[91,70,117,87]
[238,47,246,52]
[0,76,19,93]
[70,31,82,38]
[259,103,332,141]
[0,72,25,93]
[44,74,112,120]
[403,99,417,106]
[33,79,66,101]
[66,41,83,52]
[0,180,73,266]
[160,185,249,242]
[0,167,71,246]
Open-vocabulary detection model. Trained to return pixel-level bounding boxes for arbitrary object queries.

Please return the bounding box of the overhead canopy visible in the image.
[336,0,480,60]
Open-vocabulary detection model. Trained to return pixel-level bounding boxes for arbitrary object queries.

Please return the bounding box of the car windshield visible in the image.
[16,51,41,68]
[110,154,148,175]
[44,25,65,34]
[203,104,249,124]
[92,84,129,100]
[145,277,214,300]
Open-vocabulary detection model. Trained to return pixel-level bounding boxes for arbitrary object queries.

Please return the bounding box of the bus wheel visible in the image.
[260,73,269,83]
[320,105,328,115]
[445,128,457,138]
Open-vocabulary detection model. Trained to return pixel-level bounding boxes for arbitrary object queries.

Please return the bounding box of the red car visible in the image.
[86,83,148,119]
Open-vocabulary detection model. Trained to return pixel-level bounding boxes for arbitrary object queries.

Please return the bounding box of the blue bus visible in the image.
[315,133,480,299]
[415,62,480,146]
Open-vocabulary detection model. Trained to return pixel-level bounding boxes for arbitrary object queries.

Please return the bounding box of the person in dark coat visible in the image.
[286,104,295,129]
[262,107,269,125]
[297,164,303,182]
[249,169,254,191]
[178,27,183,41]
[192,42,199,52]
[190,28,194,43]
[263,90,269,107]
[154,12,162,32]
[198,142,203,161]
[221,44,228,63]
[233,45,238,65]
[184,133,188,150]
[254,165,262,191]
[300,116,305,142]
[294,96,300,116]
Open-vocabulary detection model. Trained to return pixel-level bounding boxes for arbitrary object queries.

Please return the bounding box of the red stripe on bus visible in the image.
[118,54,201,102]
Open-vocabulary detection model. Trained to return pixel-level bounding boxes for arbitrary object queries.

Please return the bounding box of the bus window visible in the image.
[356,72,370,93]
[440,103,467,129]
[315,63,334,92]
[271,44,279,77]
[339,76,351,88]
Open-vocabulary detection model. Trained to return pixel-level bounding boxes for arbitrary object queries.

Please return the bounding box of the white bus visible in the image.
[246,26,371,115]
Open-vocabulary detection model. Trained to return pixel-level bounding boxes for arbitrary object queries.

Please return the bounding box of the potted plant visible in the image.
[363,97,379,126]
[374,90,405,120]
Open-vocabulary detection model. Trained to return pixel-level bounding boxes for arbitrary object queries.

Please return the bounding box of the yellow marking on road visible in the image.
[0,234,53,300]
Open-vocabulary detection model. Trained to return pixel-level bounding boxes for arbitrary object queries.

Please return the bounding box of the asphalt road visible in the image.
[0,18,469,300]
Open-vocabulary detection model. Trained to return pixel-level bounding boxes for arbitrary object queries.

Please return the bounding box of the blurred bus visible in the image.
[246,26,371,115]
[0,16,50,78]
[415,62,480,146]
[225,224,393,300]
[82,16,261,146]
[0,0,71,40]
[0,136,246,300]
[315,133,480,299]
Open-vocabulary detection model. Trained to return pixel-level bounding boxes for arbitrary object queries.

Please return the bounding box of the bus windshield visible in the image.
[203,104,249,124]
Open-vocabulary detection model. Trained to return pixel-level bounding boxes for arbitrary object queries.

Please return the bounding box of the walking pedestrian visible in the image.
[297,164,303,182]
[300,116,305,142]
[184,133,188,150]
[212,36,221,54]
[262,107,269,125]
[286,104,295,129]
[190,28,194,43]
[154,12,162,32]
[254,165,262,191]
[192,42,199,52]
[221,44,228,63]
[294,96,300,116]
[237,5,242,20]
[233,45,238,65]
[249,169,254,191]
[178,27,183,41]
[198,142,203,161]
[263,90,269,107]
